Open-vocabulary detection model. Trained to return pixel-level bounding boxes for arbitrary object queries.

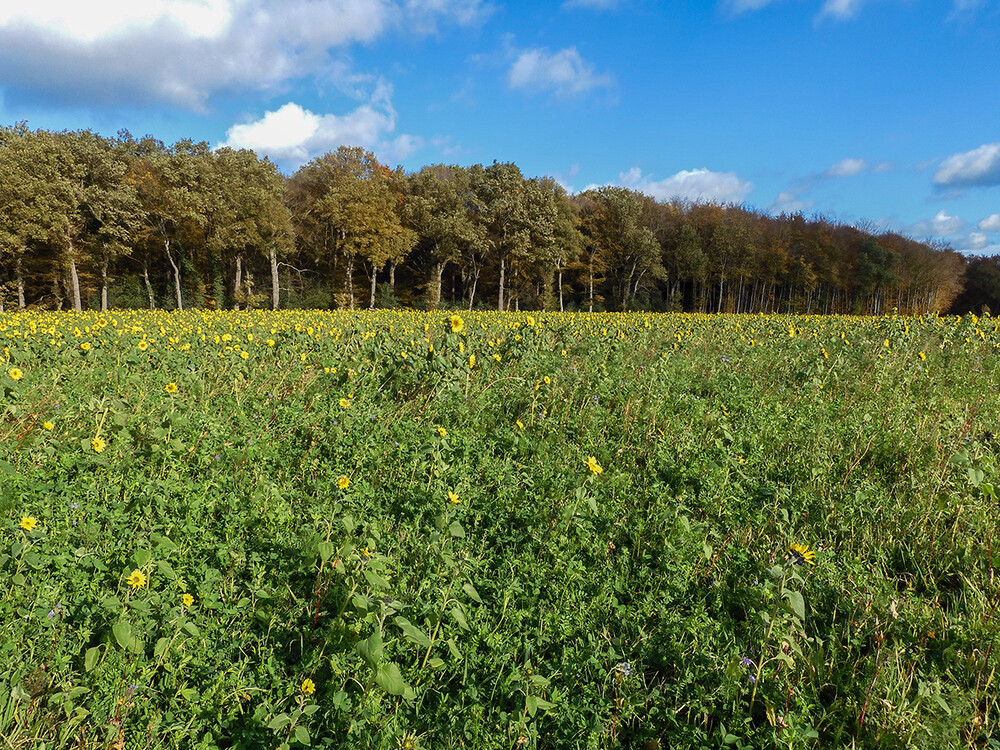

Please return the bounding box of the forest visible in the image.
[1,123,991,315]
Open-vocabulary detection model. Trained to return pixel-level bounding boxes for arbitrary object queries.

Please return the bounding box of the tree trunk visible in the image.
[369,266,377,310]
[467,269,478,311]
[389,262,397,294]
[345,255,355,310]
[68,239,83,312]
[16,255,26,310]
[234,254,243,310]
[557,265,564,313]
[497,253,505,312]
[270,245,280,310]
[429,262,444,310]
[101,256,109,312]
[164,239,183,310]
[142,258,156,310]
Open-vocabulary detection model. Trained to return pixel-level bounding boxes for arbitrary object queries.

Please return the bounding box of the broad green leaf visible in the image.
[84,646,101,671]
[294,725,311,745]
[112,621,132,648]
[396,617,431,648]
[375,662,409,697]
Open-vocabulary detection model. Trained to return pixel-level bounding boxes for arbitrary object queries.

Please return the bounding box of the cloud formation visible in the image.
[908,210,964,239]
[221,87,422,168]
[0,0,486,109]
[770,191,813,214]
[819,0,865,20]
[617,167,754,203]
[934,143,1000,187]
[825,157,868,178]
[978,214,1000,232]
[507,47,613,97]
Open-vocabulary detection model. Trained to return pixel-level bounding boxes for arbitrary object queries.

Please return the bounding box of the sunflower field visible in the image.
[2,309,999,750]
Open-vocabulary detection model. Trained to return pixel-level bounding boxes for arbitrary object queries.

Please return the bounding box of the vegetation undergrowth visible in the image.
[2,309,999,750]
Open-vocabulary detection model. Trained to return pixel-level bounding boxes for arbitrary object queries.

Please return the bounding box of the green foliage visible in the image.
[1,309,999,749]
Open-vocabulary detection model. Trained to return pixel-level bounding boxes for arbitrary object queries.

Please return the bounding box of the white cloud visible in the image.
[962,232,990,250]
[908,210,964,239]
[221,89,422,168]
[617,167,754,203]
[507,46,613,97]
[0,0,484,109]
[978,214,1000,232]
[770,191,813,214]
[825,157,868,178]
[934,143,1000,187]
[819,0,865,20]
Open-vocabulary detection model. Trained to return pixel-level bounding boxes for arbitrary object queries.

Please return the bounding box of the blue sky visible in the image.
[2,0,1000,253]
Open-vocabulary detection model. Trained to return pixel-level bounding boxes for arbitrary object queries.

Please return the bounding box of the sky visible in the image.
[2,0,1000,254]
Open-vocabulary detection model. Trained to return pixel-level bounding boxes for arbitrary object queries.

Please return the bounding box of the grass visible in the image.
[1,309,999,749]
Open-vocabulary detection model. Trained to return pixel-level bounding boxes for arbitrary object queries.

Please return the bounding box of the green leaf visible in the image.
[446,638,462,661]
[156,560,176,579]
[112,621,133,649]
[293,725,311,745]
[84,646,101,671]
[317,541,334,563]
[375,662,409,696]
[356,630,383,668]
[462,582,482,604]
[526,695,555,717]
[784,590,805,621]
[450,605,469,631]
[448,520,465,538]
[133,550,151,567]
[182,622,200,637]
[154,637,170,660]
[363,568,389,588]
[395,617,431,648]
[268,713,291,730]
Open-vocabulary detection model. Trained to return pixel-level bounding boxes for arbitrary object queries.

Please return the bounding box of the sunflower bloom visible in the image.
[585,456,604,475]
[437,427,447,437]
[126,569,147,589]
[42,421,54,431]
[8,367,22,381]
[91,437,107,454]
[337,475,350,490]
[447,491,460,504]
[164,382,178,393]
[301,678,316,695]
[182,593,194,607]
[449,315,465,334]
[789,543,816,566]
[19,516,38,532]
[339,398,350,409]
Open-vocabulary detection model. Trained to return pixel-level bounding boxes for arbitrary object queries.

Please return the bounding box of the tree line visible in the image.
[0,124,976,315]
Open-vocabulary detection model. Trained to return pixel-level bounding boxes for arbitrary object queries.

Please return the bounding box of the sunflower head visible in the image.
[788,543,816,566]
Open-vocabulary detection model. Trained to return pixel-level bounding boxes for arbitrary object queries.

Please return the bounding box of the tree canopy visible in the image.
[0,124,977,314]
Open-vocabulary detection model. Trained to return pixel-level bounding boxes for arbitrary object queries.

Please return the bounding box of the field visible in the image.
[2,309,999,750]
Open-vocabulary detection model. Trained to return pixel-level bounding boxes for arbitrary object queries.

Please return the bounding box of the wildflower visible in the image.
[585,456,604,475]
[301,678,316,695]
[339,397,350,409]
[788,543,816,566]
[469,354,476,368]
[164,382,178,393]
[91,437,107,454]
[19,516,38,532]
[126,570,147,589]
[919,352,927,361]
[543,376,551,384]
[447,491,460,504]
[526,315,535,327]
[80,342,91,352]
[137,340,149,352]
[449,315,465,334]
[182,593,194,607]
[42,421,54,431]
[516,420,524,430]
[437,426,447,437]
[615,661,631,677]
[8,367,22,381]
[337,475,350,490]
